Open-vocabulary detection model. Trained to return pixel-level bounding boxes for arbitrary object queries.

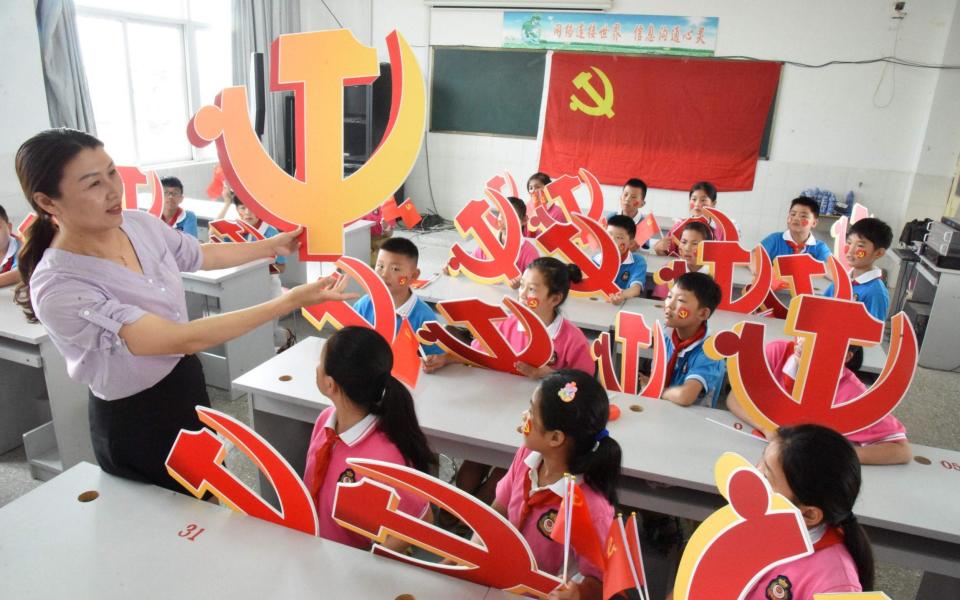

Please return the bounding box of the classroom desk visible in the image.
[234,336,960,598]
[0,462,505,600]
[181,259,273,398]
[0,287,94,481]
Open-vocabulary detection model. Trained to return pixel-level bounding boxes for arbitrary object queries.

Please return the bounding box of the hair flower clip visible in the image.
[558,381,578,403]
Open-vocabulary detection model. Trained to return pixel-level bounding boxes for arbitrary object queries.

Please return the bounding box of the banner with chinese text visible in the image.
[503,12,718,56]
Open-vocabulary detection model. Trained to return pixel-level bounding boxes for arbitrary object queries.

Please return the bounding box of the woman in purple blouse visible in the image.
[13,128,355,493]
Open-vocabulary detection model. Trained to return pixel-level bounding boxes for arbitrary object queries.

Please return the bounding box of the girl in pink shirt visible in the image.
[494,370,621,600]
[747,424,874,598]
[526,171,565,236]
[303,326,435,550]
[423,256,594,378]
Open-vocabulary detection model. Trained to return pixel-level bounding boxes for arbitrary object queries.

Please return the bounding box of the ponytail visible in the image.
[777,424,875,589]
[323,326,435,473]
[15,214,57,322]
[538,369,621,505]
[13,128,103,322]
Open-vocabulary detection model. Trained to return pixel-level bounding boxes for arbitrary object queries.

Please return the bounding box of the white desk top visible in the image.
[234,336,959,547]
[0,462,502,599]
[0,286,47,345]
[181,258,272,284]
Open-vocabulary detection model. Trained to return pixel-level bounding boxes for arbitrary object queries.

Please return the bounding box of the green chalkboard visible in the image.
[430,47,546,138]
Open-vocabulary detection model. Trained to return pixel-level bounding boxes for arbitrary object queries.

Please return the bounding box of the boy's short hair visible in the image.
[690,181,717,202]
[606,214,637,239]
[848,217,893,250]
[682,220,714,241]
[790,196,820,218]
[160,176,184,193]
[676,271,721,316]
[229,190,243,206]
[506,196,527,222]
[379,236,419,264]
[846,344,864,372]
[624,178,648,197]
[0,204,8,223]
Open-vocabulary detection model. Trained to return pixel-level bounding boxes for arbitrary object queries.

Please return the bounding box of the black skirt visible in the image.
[88,354,210,494]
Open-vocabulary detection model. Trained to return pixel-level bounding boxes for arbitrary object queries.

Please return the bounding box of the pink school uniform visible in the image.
[745,525,861,598]
[495,447,613,580]
[765,340,908,446]
[303,406,429,548]
[470,237,541,273]
[471,313,594,374]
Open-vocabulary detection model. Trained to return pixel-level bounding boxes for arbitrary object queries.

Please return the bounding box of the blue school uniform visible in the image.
[823,267,889,322]
[171,209,199,238]
[760,231,831,262]
[595,251,647,292]
[353,292,444,355]
[2,235,20,272]
[663,327,726,408]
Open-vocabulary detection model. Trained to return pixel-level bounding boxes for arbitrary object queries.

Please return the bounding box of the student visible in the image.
[823,217,892,322]
[606,178,650,251]
[526,172,564,235]
[654,272,726,407]
[653,181,724,256]
[760,196,831,262]
[0,204,22,288]
[422,257,594,377]
[493,370,621,600]
[355,236,444,356]
[747,425,874,596]
[652,221,713,300]
[727,338,911,465]
[303,326,435,550]
[464,195,540,288]
[602,214,647,304]
[160,176,198,238]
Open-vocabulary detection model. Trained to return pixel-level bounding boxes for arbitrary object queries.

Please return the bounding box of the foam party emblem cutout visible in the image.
[831,202,871,273]
[300,256,422,387]
[208,219,266,243]
[527,168,604,233]
[417,296,554,375]
[448,187,526,284]
[591,312,668,398]
[706,295,918,435]
[698,241,773,313]
[165,407,319,535]
[763,254,852,318]
[187,29,425,260]
[117,166,163,217]
[535,213,622,298]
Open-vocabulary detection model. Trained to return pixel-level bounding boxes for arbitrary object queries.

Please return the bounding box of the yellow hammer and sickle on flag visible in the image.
[569,66,614,119]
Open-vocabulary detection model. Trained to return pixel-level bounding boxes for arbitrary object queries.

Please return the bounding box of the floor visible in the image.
[2,308,957,598]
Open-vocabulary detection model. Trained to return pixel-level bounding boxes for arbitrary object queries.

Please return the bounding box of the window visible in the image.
[76,0,231,166]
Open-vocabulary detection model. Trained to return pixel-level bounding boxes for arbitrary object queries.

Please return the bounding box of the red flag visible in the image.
[390,318,421,388]
[549,480,605,575]
[540,52,781,191]
[625,513,649,599]
[381,196,423,229]
[206,165,225,199]
[634,213,660,248]
[602,517,641,600]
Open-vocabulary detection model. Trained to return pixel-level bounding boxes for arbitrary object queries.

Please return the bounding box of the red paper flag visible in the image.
[549,480,605,575]
[634,213,660,248]
[602,517,641,600]
[381,196,423,229]
[625,513,649,598]
[206,165,226,199]
[540,52,781,191]
[390,318,421,388]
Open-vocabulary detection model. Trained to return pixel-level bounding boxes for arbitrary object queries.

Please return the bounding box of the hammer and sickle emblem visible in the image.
[569,66,615,119]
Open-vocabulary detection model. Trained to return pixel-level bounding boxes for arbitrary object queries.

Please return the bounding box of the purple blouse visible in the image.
[30,210,204,400]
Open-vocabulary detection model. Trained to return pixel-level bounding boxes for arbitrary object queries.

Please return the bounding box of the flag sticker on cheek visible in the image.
[855,248,867,259]
[678,307,690,319]
[525,296,539,309]
[800,218,810,227]
[521,415,531,436]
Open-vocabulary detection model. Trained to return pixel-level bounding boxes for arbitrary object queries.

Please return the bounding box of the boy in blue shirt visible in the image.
[0,204,22,288]
[759,196,831,262]
[656,272,726,407]
[160,176,198,238]
[232,192,286,274]
[824,217,892,322]
[601,214,647,304]
[354,237,444,355]
[605,178,648,250]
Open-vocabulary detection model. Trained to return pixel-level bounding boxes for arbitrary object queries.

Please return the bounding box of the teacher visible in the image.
[13,128,355,493]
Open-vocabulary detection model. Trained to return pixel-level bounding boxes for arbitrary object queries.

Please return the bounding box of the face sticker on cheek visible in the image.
[526,296,539,309]
[799,218,810,227]
[520,411,531,435]
[398,276,408,286]
[678,307,690,319]
[618,242,626,253]
[854,248,867,259]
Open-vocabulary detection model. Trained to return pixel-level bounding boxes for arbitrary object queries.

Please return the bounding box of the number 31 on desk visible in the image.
[178,523,205,541]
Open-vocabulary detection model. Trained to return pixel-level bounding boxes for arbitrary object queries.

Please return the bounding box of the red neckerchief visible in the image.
[779,342,797,394]
[0,255,13,273]
[164,208,183,227]
[666,324,707,381]
[306,427,341,500]
[813,526,844,551]
[517,467,559,530]
[786,234,808,254]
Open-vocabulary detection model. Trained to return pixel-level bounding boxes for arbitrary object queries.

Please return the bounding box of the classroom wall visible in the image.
[303,0,960,251]
[0,1,50,225]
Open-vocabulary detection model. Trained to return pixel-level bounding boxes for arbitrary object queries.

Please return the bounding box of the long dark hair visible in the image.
[323,326,434,472]
[689,180,718,202]
[537,369,621,505]
[527,256,582,307]
[777,424,874,590]
[14,128,103,322]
